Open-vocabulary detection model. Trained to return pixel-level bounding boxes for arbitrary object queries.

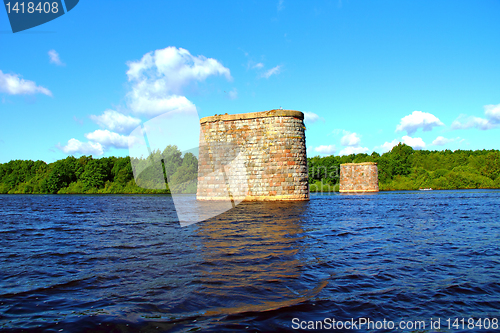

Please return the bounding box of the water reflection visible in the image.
[192,200,328,315]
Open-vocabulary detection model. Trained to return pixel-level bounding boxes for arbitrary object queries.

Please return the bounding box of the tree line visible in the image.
[0,145,198,194]
[1,143,499,194]
[308,143,500,191]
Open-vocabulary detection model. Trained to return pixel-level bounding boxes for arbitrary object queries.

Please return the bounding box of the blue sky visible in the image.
[1,0,500,163]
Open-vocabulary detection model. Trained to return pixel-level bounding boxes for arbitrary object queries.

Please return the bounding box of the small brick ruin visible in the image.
[196,109,309,201]
[339,162,379,193]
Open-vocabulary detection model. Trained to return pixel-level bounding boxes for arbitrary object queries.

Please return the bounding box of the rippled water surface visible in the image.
[1,190,500,332]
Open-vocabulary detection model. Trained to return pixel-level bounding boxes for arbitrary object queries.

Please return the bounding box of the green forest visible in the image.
[1,143,499,194]
[309,143,500,191]
[0,145,198,194]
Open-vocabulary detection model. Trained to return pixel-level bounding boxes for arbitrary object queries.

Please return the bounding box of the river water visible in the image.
[1,190,499,332]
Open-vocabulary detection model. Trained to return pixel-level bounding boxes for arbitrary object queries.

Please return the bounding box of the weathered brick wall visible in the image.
[197,109,309,201]
[339,162,379,193]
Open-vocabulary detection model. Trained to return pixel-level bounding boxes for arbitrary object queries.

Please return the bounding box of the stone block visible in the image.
[197,109,309,201]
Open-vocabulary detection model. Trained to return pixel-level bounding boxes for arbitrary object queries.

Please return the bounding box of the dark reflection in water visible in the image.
[1,190,500,332]
[194,201,328,317]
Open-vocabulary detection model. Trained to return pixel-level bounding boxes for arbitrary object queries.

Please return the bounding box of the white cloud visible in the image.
[432,136,459,146]
[484,103,500,124]
[339,146,370,156]
[402,135,426,150]
[396,111,444,135]
[128,92,196,117]
[84,129,130,149]
[90,109,141,134]
[0,70,52,96]
[261,65,281,79]
[304,112,322,124]
[378,139,400,153]
[451,115,494,130]
[451,103,500,130]
[253,62,264,69]
[58,129,135,156]
[377,136,426,152]
[313,145,336,155]
[340,131,361,146]
[125,46,231,116]
[126,47,231,88]
[57,138,103,156]
[48,49,65,66]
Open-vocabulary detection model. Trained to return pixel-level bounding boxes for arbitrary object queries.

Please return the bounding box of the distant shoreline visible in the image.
[2,188,500,196]
[2,144,499,194]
